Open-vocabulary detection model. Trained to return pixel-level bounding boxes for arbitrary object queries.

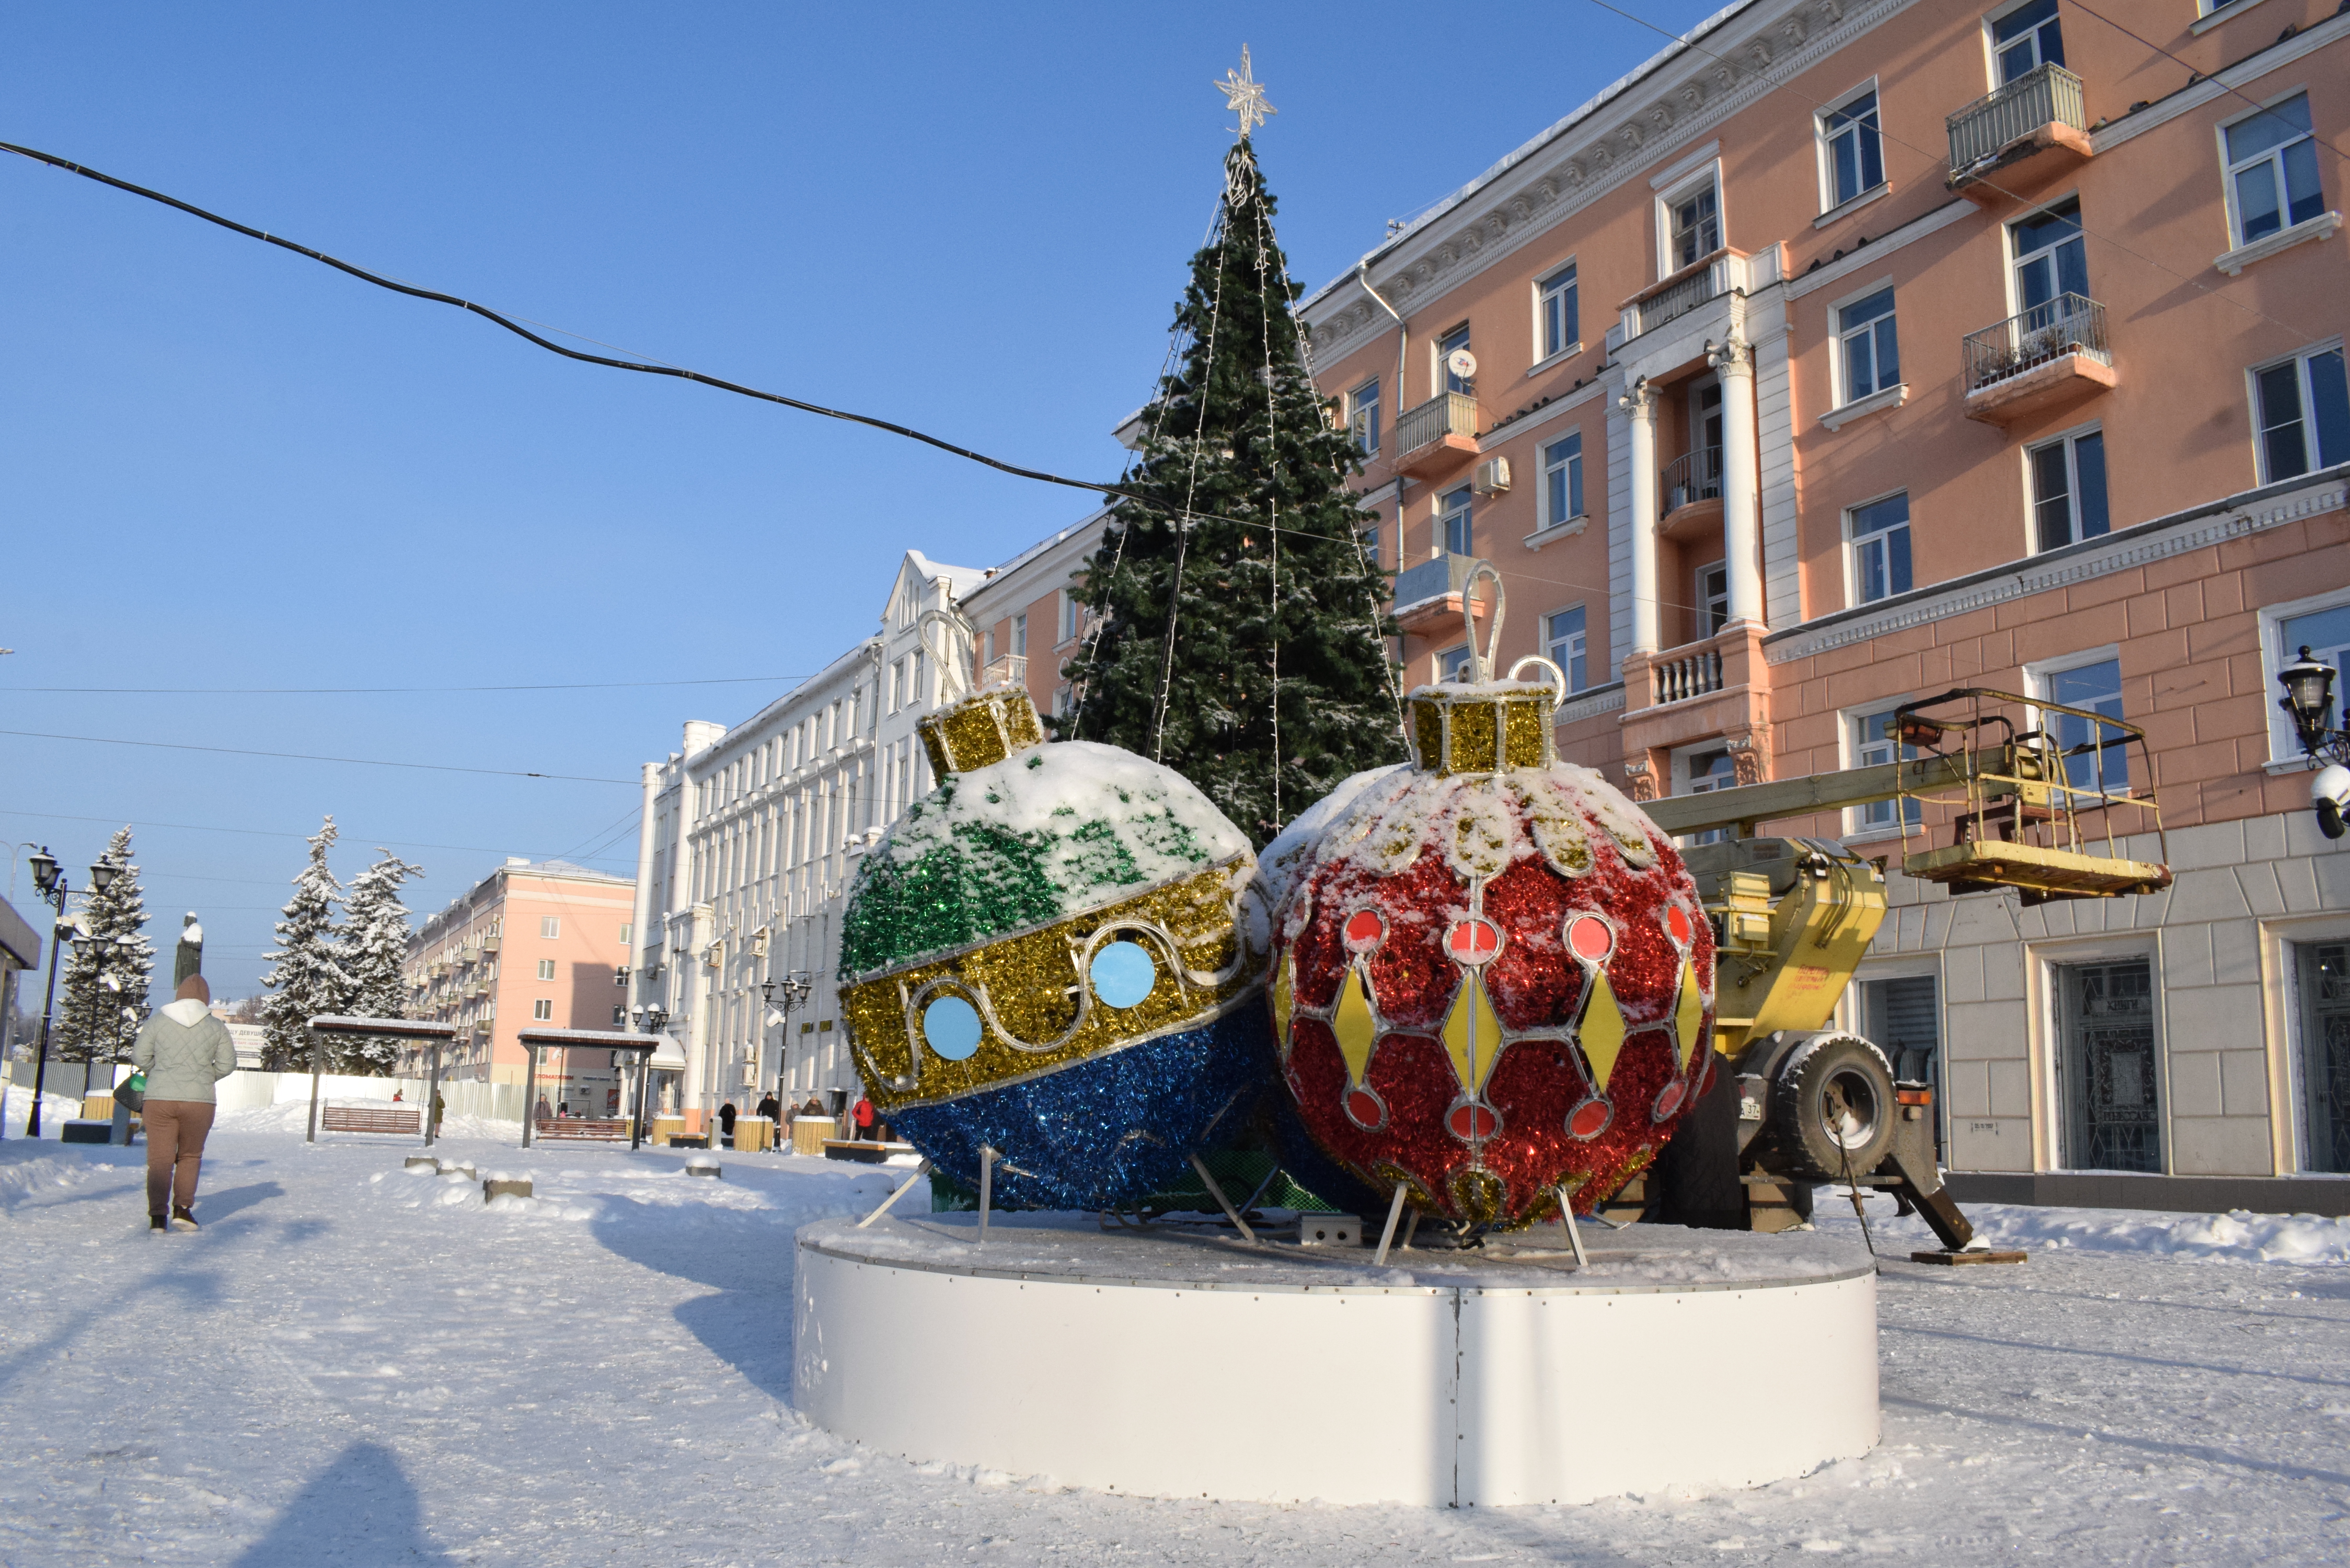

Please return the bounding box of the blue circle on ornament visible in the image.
[920,995,983,1060]
[1089,941,1158,1008]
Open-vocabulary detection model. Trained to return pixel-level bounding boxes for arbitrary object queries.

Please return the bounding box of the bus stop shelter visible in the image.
[514,1028,668,1150]
[303,1015,461,1146]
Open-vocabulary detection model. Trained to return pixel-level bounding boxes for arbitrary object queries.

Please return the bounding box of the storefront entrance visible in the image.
[2297,941,2350,1174]
[2056,958,2161,1173]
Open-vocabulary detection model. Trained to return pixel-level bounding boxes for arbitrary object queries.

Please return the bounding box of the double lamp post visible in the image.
[19,847,123,1138]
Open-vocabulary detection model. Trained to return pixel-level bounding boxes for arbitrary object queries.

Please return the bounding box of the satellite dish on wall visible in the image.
[1445,348,1478,382]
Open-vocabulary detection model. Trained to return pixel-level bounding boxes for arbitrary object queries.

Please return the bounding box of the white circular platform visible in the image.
[794,1213,1877,1507]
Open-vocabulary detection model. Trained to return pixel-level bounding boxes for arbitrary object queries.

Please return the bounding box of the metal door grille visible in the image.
[2300,943,2350,1173]
[2058,958,2160,1173]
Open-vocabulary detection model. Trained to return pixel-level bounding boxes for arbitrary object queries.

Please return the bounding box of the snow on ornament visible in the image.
[838,656,1270,1212]
[1265,567,1713,1231]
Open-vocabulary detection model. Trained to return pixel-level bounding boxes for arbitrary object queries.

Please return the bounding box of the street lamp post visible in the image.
[2276,647,2350,838]
[627,1004,670,1147]
[761,971,814,1102]
[21,848,80,1138]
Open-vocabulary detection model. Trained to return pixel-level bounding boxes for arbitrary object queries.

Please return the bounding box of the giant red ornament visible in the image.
[1265,677,1714,1230]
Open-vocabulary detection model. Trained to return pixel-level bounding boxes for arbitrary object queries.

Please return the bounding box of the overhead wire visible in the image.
[0,728,632,784]
[0,674,810,696]
[0,806,634,862]
[2064,0,2350,169]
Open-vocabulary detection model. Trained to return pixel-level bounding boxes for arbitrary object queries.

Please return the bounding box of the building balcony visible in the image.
[1391,391,1480,480]
[1619,623,1775,793]
[979,654,1028,689]
[1389,551,1489,637]
[1962,294,2115,425]
[1618,249,1754,343]
[479,935,500,954]
[1658,446,1724,540]
[1946,64,2091,204]
[1649,641,1726,707]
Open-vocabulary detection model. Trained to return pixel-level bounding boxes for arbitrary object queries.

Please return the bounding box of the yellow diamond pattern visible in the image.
[1333,966,1379,1088]
[1675,959,1706,1070]
[1441,971,1505,1098]
[1272,951,1296,1062]
[1580,967,1628,1090]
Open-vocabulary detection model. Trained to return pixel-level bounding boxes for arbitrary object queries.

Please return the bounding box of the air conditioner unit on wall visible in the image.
[1473,457,1510,495]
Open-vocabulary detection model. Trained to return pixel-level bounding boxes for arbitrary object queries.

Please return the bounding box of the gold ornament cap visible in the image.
[918,685,1047,778]
[1407,683,1558,776]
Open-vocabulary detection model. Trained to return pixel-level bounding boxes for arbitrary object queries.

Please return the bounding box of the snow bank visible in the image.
[1821,1187,2350,1265]
[0,1085,95,1138]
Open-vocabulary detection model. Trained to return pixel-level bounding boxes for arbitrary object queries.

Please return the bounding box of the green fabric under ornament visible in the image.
[839,741,1250,979]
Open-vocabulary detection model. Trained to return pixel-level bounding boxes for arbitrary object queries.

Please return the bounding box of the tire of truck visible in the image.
[1765,1032,1898,1183]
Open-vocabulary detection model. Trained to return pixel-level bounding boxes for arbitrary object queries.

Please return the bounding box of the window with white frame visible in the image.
[1053,687,1072,719]
[1542,431,1584,526]
[2028,428,2109,551]
[2199,0,2250,17]
[1439,324,1473,396]
[537,959,556,981]
[1698,563,1729,639]
[2011,198,2088,320]
[1537,264,1579,360]
[1837,287,1900,403]
[1819,87,1884,210]
[1544,606,1589,694]
[1666,176,1722,271]
[1990,0,2064,85]
[1674,743,1737,847]
[1358,523,1382,568]
[1849,493,1913,604]
[540,916,560,939]
[1440,486,1473,556]
[2253,347,2349,482]
[1011,613,1028,658]
[2270,596,2350,762]
[2034,654,2128,793]
[533,998,554,1022]
[1350,378,1380,454]
[2225,94,2324,248]
[1437,644,1474,682]
[619,923,632,945]
[1848,705,1922,831]
[1057,590,1080,645]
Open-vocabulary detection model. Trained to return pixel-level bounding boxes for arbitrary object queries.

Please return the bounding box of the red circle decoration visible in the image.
[1566,915,1614,962]
[1270,752,1714,1230]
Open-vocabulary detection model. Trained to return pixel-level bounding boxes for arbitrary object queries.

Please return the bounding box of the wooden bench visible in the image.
[534,1118,631,1142]
[319,1105,421,1136]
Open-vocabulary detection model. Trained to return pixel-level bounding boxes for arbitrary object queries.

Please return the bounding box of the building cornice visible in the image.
[1761,466,2350,665]
[1301,0,1919,362]
[2088,11,2350,156]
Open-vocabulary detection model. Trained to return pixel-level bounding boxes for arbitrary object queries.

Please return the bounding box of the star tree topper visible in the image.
[1214,46,1275,137]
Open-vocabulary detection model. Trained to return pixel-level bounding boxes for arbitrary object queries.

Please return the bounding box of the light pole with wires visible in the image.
[20,848,119,1138]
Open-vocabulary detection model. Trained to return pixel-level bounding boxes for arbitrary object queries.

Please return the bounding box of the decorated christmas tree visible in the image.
[260,817,349,1070]
[56,826,154,1062]
[1059,66,1402,847]
[337,849,424,1072]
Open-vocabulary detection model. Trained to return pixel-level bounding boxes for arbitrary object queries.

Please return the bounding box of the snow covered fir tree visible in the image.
[259,816,349,1071]
[55,826,154,1062]
[336,849,424,1072]
[1058,134,1402,846]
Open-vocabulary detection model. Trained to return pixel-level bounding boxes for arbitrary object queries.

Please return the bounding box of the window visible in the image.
[2226,94,2323,247]
[1537,264,1579,360]
[2254,348,2350,481]
[2278,603,2350,748]
[1849,494,1913,604]
[613,1004,627,1027]
[1539,431,1585,528]
[1677,745,1737,847]
[1837,288,1900,402]
[619,923,632,945]
[1849,708,1922,831]
[1350,379,1380,454]
[1437,645,1475,682]
[1058,591,1080,645]
[1991,0,2064,85]
[540,916,560,939]
[2029,429,2109,550]
[2041,656,2127,793]
[1439,486,1473,556]
[1668,179,1721,271]
[1011,613,1028,658]
[1821,88,1884,209]
[537,959,556,981]
[887,658,902,713]
[1544,606,1589,694]
[1358,524,1382,567]
[615,968,629,987]
[2011,198,2088,320]
[533,998,554,1022]
[1698,563,1729,639]
[1439,324,1473,396]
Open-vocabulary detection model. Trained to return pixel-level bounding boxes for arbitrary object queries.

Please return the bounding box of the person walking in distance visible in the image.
[130,975,238,1232]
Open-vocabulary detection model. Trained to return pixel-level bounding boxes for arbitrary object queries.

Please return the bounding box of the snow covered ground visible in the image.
[1,1117,2345,1565]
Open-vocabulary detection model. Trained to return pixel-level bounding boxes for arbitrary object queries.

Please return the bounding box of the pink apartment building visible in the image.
[1298,0,2350,1206]
[400,858,637,1112]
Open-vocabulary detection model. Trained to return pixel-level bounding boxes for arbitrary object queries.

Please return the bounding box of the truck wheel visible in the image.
[1767,1033,1896,1182]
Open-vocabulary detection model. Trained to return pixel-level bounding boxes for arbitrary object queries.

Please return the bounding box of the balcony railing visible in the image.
[1662,447,1723,513]
[980,654,1028,688]
[1947,63,2086,172]
[1390,550,1480,613]
[1393,391,1478,458]
[1652,644,1725,706]
[1622,249,1752,340]
[1962,294,2110,394]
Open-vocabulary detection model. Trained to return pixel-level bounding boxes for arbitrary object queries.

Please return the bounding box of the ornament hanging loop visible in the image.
[1508,655,1569,710]
[918,603,979,704]
[1461,558,1507,683]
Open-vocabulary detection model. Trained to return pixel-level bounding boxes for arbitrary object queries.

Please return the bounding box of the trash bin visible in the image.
[791,1115,832,1157]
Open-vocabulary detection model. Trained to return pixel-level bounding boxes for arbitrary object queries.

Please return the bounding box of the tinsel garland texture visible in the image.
[840,735,1266,1209]
[1270,760,1714,1229]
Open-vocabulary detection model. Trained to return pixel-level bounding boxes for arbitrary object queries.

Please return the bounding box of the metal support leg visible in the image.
[1555,1184,1588,1268]
[977,1146,995,1246]
[305,1032,323,1144]
[521,1045,538,1149]
[1187,1152,1255,1243]
[855,1158,934,1229]
[424,1045,442,1149]
[1373,1182,1410,1267]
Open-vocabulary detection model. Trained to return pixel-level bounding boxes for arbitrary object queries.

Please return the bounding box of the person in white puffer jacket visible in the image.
[130,975,239,1232]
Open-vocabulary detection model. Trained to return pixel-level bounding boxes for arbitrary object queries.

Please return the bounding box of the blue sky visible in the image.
[0,1,1722,997]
